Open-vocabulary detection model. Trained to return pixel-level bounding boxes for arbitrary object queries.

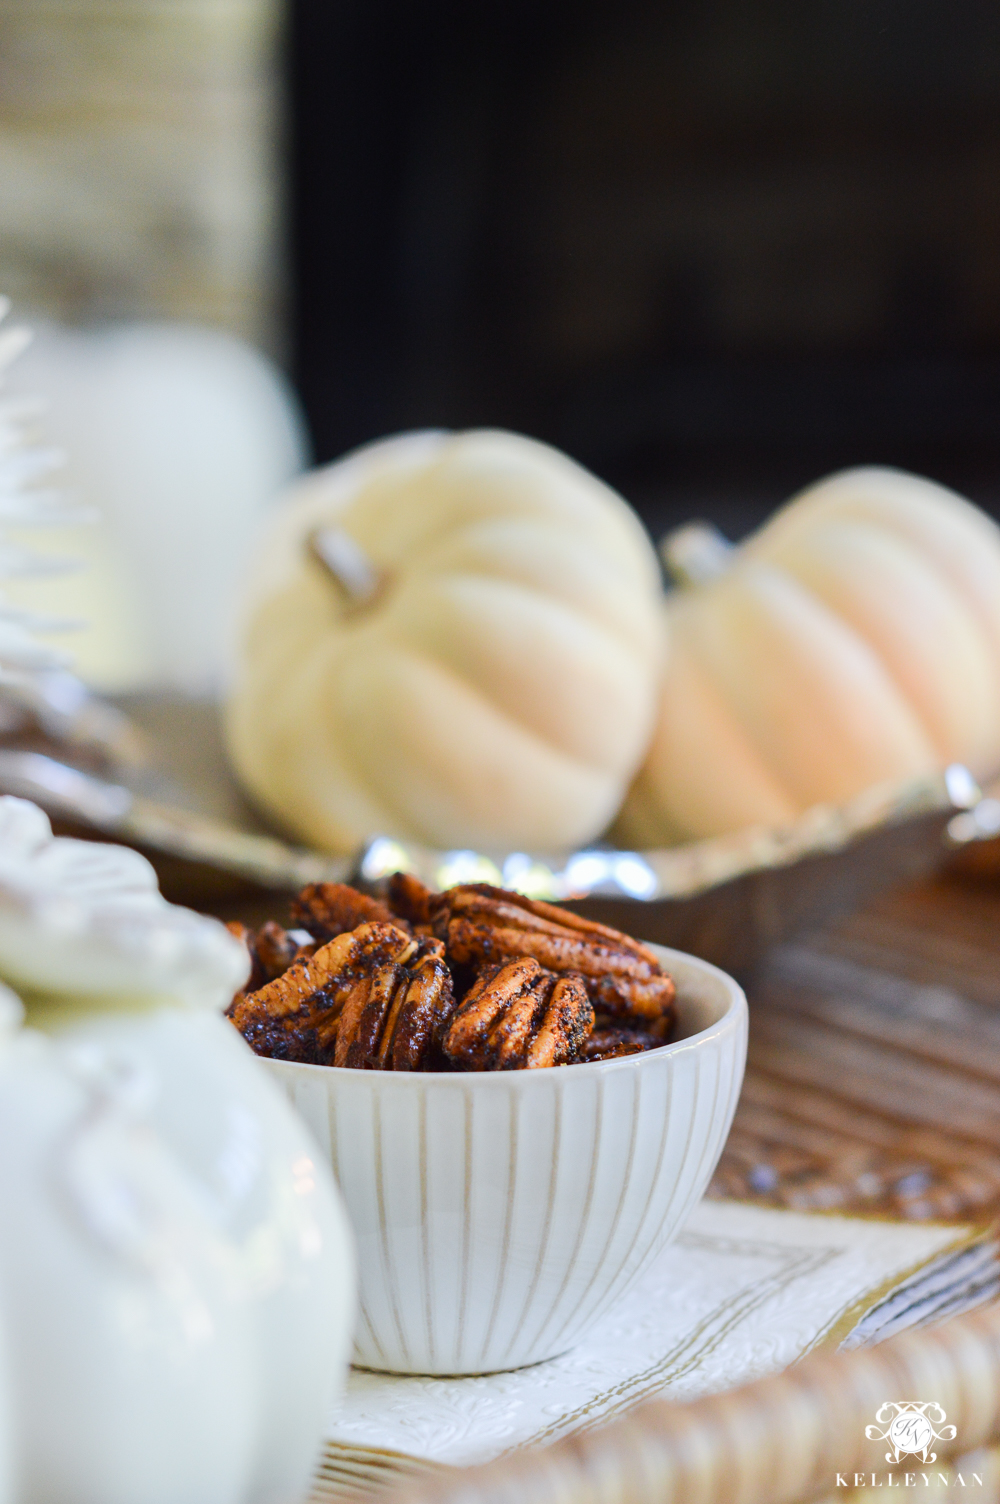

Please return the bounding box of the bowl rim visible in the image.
[259,942,747,1088]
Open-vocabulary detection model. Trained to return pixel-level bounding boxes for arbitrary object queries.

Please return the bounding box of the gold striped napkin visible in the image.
[310,1200,994,1500]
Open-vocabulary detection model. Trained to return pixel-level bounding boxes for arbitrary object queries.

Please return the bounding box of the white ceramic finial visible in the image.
[0,796,249,1015]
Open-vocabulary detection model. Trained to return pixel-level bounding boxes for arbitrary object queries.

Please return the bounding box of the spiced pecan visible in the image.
[582,1028,657,1062]
[226,919,314,992]
[431,884,675,1036]
[386,871,436,927]
[442,957,594,1070]
[257,919,314,978]
[290,882,402,942]
[229,921,455,1072]
[335,937,454,1071]
[229,921,417,1065]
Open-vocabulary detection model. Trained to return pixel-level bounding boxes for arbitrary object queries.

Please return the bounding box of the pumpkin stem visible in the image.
[309,527,384,610]
[660,521,734,586]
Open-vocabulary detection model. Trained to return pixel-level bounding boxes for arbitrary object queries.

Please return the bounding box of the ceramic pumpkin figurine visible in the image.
[619,467,1000,846]
[0,1005,258,1504]
[225,429,663,853]
[0,797,356,1504]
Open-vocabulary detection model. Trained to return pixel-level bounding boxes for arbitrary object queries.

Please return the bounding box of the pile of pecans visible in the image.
[227,876,675,1072]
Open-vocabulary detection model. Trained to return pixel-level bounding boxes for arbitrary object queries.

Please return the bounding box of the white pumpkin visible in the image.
[618,466,1000,846]
[225,429,663,853]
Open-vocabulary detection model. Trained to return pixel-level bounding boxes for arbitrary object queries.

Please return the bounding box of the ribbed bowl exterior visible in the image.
[264,945,747,1375]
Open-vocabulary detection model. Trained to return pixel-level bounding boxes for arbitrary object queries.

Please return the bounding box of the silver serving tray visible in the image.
[0,690,986,979]
[354,768,983,977]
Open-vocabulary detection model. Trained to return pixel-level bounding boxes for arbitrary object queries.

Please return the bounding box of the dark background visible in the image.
[289,0,1000,543]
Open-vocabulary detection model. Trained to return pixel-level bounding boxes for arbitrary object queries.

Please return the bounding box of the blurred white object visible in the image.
[0,1372,11,1504]
[0,797,356,1504]
[0,1025,259,1504]
[0,301,147,768]
[0,793,247,1010]
[3,322,308,694]
[0,299,90,683]
[0,1146,13,1504]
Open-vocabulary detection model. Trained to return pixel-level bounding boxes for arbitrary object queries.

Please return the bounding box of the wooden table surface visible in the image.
[710,863,1000,1225]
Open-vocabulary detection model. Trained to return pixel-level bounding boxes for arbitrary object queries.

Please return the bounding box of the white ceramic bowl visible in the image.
[264,943,746,1375]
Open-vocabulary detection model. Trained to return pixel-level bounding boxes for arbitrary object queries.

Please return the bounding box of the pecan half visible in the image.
[290,882,402,942]
[335,937,454,1071]
[229,921,417,1065]
[442,957,594,1070]
[386,871,436,928]
[257,919,315,977]
[229,921,455,1072]
[226,918,313,993]
[582,1028,657,1062]
[431,884,675,1036]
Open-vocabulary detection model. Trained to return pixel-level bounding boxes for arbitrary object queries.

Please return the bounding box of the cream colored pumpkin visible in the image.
[618,466,1000,846]
[224,429,663,853]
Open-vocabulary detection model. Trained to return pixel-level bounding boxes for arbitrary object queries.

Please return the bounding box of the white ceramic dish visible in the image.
[264,943,747,1376]
[0,798,357,1504]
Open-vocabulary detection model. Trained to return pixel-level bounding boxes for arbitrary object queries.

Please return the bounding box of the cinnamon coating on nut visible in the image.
[335,937,454,1070]
[442,957,594,1070]
[387,943,454,1071]
[430,884,675,1036]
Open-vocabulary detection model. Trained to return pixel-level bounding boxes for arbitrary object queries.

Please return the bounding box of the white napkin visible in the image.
[324,1199,974,1475]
